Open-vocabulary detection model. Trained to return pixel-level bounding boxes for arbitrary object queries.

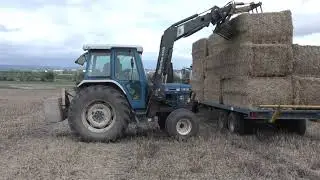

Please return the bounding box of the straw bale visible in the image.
[292,44,320,77]
[191,56,206,102]
[228,10,293,44]
[221,76,293,108]
[292,76,320,105]
[192,38,208,51]
[203,72,221,101]
[191,81,204,102]
[192,38,208,59]
[219,43,293,78]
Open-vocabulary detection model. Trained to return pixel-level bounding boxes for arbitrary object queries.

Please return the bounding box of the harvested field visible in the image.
[221,77,293,107]
[293,76,320,105]
[228,10,293,44]
[0,88,320,179]
[293,44,320,77]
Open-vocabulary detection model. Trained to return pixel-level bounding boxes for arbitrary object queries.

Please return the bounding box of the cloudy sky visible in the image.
[0,0,319,68]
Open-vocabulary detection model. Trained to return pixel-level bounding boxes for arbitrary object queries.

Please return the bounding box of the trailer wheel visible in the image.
[165,108,199,141]
[217,110,229,131]
[291,119,307,136]
[227,112,245,135]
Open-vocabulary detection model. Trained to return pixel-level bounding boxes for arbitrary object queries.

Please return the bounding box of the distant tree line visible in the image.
[0,70,84,83]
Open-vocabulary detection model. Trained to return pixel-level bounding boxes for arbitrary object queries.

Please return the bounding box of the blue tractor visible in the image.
[45,1,262,142]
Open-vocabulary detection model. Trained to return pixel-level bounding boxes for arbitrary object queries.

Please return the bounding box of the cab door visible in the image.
[113,48,146,110]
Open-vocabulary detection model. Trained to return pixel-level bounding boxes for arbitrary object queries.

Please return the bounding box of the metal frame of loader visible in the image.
[194,100,320,140]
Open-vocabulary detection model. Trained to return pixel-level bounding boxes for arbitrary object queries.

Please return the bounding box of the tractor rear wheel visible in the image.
[68,85,130,142]
[165,108,199,140]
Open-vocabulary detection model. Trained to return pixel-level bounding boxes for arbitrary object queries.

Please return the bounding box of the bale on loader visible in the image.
[228,10,293,44]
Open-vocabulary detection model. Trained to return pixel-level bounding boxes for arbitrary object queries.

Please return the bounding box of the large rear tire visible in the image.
[165,108,199,140]
[68,85,130,142]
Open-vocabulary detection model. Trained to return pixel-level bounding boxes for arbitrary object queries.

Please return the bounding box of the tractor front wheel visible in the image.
[165,108,199,140]
[68,85,130,142]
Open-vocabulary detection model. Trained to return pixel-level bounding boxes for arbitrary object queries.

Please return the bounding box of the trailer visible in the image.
[192,98,320,139]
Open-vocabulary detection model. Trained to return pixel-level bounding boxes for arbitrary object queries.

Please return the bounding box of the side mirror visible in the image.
[75,53,87,65]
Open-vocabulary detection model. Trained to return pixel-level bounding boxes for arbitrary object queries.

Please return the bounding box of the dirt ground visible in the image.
[0,88,320,180]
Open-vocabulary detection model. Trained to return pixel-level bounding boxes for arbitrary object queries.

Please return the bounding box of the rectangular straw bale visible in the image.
[204,73,221,101]
[292,76,320,105]
[191,81,204,102]
[219,43,293,78]
[292,44,320,77]
[204,51,226,73]
[192,38,208,59]
[228,10,293,44]
[191,57,205,82]
[207,33,232,47]
[191,56,206,102]
[221,76,293,108]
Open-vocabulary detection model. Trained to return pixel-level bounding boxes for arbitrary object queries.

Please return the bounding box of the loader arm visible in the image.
[152,1,262,93]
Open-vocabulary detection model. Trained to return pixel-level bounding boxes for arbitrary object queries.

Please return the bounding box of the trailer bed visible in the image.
[199,100,320,122]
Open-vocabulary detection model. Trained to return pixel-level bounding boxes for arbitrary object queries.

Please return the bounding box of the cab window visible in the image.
[87,52,111,77]
[115,50,139,81]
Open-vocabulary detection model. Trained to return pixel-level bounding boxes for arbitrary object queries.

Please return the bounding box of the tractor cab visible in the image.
[75,44,148,110]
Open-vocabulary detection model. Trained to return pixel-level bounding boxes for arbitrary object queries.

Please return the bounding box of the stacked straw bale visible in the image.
[191,10,320,107]
[217,10,293,107]
[191,10,300,107]
[292,45,320,105]
[190,38,208,102]
[222,77,293,108]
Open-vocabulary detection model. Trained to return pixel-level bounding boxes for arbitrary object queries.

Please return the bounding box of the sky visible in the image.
[0,0,319,69]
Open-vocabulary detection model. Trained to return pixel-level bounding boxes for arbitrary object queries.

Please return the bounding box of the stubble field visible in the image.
[0,86,320,180]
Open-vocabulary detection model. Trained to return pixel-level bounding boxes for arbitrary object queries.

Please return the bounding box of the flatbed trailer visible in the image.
[193,100,320,138]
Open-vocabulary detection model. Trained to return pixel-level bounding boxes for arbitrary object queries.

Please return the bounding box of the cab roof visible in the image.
[83,44,143,53]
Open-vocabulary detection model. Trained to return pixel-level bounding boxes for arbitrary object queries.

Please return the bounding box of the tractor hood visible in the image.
[162,83,191,92]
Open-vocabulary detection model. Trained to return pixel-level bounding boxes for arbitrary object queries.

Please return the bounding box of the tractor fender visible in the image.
[77,80,127,95]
